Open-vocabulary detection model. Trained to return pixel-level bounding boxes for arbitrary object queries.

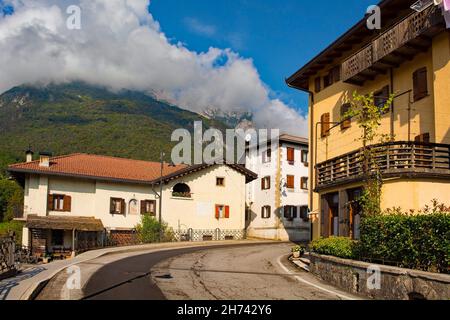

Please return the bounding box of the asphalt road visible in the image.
[81,243,358,300]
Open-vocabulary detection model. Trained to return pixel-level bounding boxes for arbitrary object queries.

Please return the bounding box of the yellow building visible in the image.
[287,0,450,239]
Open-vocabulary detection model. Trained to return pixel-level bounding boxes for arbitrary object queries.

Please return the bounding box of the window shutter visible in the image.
[284,206,289,218]
[121,199,126,215]
[63,195,71,212]
[261,178,265,190]
[225,206,230,219]
[48,195,54,211]
[413,67,428,101]
[314,77,321,93]
[267,177,271,190]
[141,200,146,214]
[340,103,351,130]
[293,207,298,219]
[287,148,295,162]
[215,205,220,219]
[287,175,294,189]
[110,198,114,214]
[332,66,341,83]
[321,113,330,137]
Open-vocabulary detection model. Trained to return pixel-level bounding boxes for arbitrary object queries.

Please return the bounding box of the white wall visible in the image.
[22,165,247,233]
[245,142,310,241]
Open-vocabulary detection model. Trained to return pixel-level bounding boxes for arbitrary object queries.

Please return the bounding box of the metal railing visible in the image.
[316,141,450,189]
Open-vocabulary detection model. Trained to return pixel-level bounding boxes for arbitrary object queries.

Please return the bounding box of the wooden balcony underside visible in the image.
[342,6,444,85]
[315,141,450,191]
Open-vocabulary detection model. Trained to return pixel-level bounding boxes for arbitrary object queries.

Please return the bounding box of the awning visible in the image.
[26,215,104,232]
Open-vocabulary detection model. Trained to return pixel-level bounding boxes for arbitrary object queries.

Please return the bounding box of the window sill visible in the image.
[171,197,194,201]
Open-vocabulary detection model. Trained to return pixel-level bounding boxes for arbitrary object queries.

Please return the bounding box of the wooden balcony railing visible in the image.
[342,5,443,83]
[316,141,450,190]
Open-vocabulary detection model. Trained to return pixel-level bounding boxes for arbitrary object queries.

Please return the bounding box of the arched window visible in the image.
[172,183,192,198]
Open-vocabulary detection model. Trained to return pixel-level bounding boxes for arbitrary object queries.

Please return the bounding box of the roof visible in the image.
[279,134,308,146]
[26,215,104,231]
[286,0,414,91]
[8,153,257,184]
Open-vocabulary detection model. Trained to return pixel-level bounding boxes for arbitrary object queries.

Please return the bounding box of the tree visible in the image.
[0,177,23,222]
[343,91,394,215]
[135,215,174,243]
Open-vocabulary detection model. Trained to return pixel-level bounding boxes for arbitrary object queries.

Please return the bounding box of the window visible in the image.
[413,67,428,101]
[110,198,125,215]
[261,206,271,219]
[301,177,308,190]
[340,103,352,130]
[262,148,272,163]
[141,200,156,216]
[52,230,64,246]
[284,206,297,220]
[323,73,332,88]
[261,176,271,190]
[321,113,331,138]
[286,175,295,189]
[314,77,321,93]
[287,147,295,164]
[216,177,225,187]
[48,194,71,212]
[415,133,430,143]
[215,205,230,219]
[172,183,192,198]
[301,150,309,166]
[300,206,309,221]
[374,86,390,114]
[323,66,340,88]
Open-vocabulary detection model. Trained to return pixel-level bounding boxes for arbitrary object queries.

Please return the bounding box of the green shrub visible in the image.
[311,237,356,259]
[135,215,174,243]
[0,220,24,245]
[356,211,450,273]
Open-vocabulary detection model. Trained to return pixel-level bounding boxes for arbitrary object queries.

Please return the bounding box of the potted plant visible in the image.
[291,245,305,258]
[42,252,52,264]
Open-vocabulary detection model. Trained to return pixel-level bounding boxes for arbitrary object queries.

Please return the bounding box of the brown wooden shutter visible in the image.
[63,195,71,212]
[140,200,146,214]
[48,194,54,211]
[110,198,114,214]
[293,206,298,218]
[340,103,351,130]
[284,206,289,218]
[287,148,295,162]
[121,199,126,215]
[415,133,430,143]
[321,113,330,137]
[287,175,295,189]
[413,67,428,101]
[332,66,341,83]
[225,206,230,219]
[215,205,220,219]
[261,178,265,190]
[267,177,271,190]
[314,77,321,93]
[261,207,264,218]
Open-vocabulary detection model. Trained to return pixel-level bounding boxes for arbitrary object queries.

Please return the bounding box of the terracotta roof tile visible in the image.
[8,153,187,184]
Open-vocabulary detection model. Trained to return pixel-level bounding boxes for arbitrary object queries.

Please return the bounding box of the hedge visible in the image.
[310,237,356,259]
[356,212,449,274]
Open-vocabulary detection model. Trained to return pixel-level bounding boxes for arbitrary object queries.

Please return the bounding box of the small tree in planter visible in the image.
[291,245,306,258]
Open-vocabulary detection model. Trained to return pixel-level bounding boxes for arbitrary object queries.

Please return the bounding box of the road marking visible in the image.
[276,255,357,300]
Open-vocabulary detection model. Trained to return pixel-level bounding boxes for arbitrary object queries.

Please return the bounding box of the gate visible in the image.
[0,233,17,280]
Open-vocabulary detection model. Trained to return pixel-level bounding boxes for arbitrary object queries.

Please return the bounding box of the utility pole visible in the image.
[159,151,165,242]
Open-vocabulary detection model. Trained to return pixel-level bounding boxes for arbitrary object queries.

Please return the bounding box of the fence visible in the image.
[173,229,246,242]
[0,234,17,280]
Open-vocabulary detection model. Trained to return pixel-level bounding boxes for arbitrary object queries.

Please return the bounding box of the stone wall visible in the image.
[309,253,450,300]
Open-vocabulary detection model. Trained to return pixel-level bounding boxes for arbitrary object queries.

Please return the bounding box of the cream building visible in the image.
[245,134,310,241]
[9,152,257,255]
[287,0,450,239]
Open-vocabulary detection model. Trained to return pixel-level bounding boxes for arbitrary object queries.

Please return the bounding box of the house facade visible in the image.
[9,153,257,255]
[287,0,450,239]
[245,134,310,241]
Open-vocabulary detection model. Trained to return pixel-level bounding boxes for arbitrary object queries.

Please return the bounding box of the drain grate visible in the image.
[155,274,173,279]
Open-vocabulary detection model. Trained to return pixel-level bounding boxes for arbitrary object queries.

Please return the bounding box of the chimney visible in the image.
[25,148,34,163]
[39,152,52,167]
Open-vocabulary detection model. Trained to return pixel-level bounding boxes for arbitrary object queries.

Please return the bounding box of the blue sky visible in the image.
[150,0,376,113]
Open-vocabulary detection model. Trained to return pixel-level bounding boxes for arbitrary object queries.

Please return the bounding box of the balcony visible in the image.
[315,141,450,191]
[342,5,444,85]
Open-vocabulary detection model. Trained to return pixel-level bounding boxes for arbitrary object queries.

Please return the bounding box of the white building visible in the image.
[245,134,310,242]
[9,152,257,255]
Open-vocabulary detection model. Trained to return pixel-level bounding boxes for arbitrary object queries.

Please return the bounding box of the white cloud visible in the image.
[0,0,307,136]
[184,17,216,37]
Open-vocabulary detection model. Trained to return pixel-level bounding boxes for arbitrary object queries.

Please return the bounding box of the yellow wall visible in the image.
[307,30,450,239]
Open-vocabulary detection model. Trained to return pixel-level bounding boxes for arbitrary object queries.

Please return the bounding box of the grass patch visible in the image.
[0,220,24,245]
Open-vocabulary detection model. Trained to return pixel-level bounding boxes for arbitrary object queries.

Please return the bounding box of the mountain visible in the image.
[202,108,253,129]
[0,82,228,173]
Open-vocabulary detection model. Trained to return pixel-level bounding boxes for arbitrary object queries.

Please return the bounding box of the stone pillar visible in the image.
[339,190,349,237]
